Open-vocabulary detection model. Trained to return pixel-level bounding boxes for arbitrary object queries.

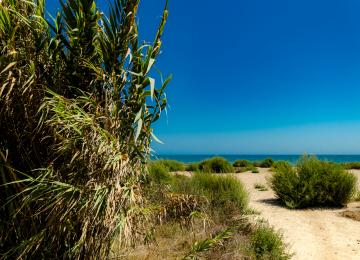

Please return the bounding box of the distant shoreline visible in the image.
[152,154,360,164]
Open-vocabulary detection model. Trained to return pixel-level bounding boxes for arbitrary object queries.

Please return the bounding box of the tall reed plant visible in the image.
[0,0,170,258]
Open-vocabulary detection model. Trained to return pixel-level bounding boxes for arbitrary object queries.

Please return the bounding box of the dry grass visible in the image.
[340,210,360,222]
[111,170,291,259]
[352,190,360,202]
[0,0,171,258]
[254,183,268,191]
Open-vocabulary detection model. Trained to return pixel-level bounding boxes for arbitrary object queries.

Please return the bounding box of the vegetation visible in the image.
[253,161,261,167]
[270,160,292,172]
[184,225,235,258]
[147,161,172,185]
[341,162,360,169]
[198,157,234,173]
[353,190,360,202]
[259,158,275,168]
[0,0,170,258]
[233,159,251,167]
[254,183,268,191]
[185,162,200,171]
[250,223,291,260]
[236,166,255,173]
[171,173,249,214]
[128,165,289,259]
[0,0,292,258]
[152,159,185,172]
[269,155,357,208]
[340,210,360,222]
[252,167,260,173]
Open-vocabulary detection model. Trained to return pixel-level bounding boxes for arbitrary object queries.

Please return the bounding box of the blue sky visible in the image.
[47,0,360,154]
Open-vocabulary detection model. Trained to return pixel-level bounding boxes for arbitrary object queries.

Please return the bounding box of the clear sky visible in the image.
[47,0,360,154]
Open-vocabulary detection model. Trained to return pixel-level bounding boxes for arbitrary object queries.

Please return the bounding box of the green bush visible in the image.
[154,160,185,172]
[172,173,248,213]
[341,162,360,169]
[259,158,274,168]
[252,167,260,173]
[251,224,290,260]
[186,163,200,171]
[253,161,261,167]
[198,157,234,173]
[254,183,268,191]
[269,155,357,208]
[233,159,251,167]
[148,162,172,185]
[270,161,292,172]
[353,190,360,202]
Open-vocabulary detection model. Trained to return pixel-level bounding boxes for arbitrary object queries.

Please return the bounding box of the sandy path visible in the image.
[235,168,360,260]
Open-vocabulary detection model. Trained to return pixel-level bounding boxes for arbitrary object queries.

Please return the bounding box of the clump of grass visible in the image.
[236,166,253,173]
[172,173,249,214]
[154,160,185,172]
[253,161,261,167]
[250,224,291,260]
[340,210,360,222]
[252,167,260,173]
[254,183,268,191]
[269,155,357,208]
[233,159,251,167]
[270,160,292,172]
[192,174,249,211]
[185,163,200,171]
[352,190,360,202]
[341,162,360,169]
[185,219,291,260]
[147,161,172,185]
[126,167,291,259]
[198,157,234,173]
[185,226,234,259]
[259,158,274,168]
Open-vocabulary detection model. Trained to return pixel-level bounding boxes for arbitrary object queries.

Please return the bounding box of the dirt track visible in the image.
[235,168,360,260]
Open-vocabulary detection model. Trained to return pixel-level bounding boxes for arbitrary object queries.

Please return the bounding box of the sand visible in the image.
[235,168,360,260]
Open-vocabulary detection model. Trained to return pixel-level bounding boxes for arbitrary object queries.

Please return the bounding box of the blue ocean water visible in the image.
[153,154,360,164]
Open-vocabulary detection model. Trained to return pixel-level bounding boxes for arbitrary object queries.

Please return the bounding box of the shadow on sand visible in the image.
[257,198,350,211]
[256,198,283,206]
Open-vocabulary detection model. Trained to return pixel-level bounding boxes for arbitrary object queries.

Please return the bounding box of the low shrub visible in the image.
[259,158,274,168]
[269,155,357,208]
[341,162,360,170]
[147,161,172,184]
[185,163,199,171]
[154,159,185,171]
[253,161,261,167]
[233,159,251,167]
[353,190,360,202]
[172,173,249,214]
[270,161,292,172]
[254,183,268,191]
[252,167,259,173]
[250,224,290,260]
[198,157,234,173]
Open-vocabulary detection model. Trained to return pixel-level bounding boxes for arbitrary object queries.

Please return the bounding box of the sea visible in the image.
[152,154,360,164]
